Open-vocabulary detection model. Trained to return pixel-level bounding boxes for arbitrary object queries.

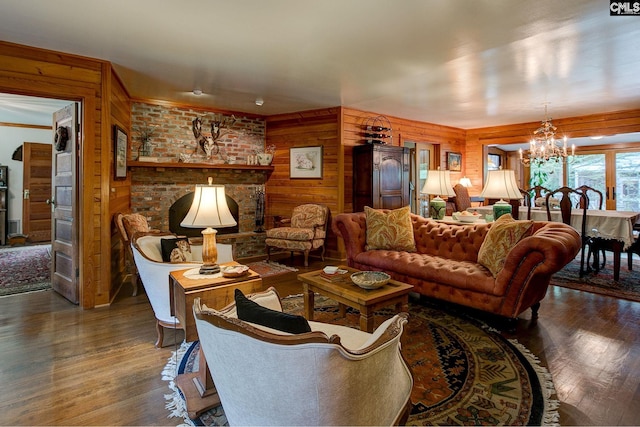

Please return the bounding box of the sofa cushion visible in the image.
[478,214,533,277]
[235,289,311,334]
[365,206,416,252]
[160,237,193,262]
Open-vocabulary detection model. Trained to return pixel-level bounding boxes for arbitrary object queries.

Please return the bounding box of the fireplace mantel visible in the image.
[128,160,274,172]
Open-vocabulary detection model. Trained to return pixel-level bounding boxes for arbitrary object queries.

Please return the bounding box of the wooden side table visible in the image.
[169,262,262,418]
[297,266,413,333]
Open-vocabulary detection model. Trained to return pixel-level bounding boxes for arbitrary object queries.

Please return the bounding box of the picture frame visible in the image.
[289,146,323,179]
[113,125,128,179]
[487,153,502,171]
[446,151,462,172]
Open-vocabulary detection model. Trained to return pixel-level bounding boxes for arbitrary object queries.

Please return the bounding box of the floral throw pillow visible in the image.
[478,214,534,277]
[365,206,416,252]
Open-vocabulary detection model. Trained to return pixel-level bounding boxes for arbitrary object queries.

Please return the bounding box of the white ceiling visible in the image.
[1,0,639,134]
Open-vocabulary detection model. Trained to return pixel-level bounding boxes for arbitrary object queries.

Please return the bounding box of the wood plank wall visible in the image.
[266,107,467,260]
[342,107,467,211]
[0,41,108,308]
[466,108,640,191]
[108,71,132,302]
[265,108,342,258]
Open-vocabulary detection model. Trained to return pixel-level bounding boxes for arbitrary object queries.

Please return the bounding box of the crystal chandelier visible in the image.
[519,105,575,167]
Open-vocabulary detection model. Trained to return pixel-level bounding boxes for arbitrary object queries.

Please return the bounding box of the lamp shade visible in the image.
[181,183,237,228]
[459,176,472,188]
[420,170,455,197]
[479,170,523,200]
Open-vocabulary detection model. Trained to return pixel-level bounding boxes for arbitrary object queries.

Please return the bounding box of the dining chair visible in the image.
[574,185,603,209]
[546,187,590,277]
[519,188,532,220]
[573,185,607,271]
[529,185,552,204]
[452,183,472,212]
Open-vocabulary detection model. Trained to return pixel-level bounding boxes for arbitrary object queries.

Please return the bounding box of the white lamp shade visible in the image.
[181,184,237,228]
[421,170,455,197]
[479,170,523,200]
[459,176,472,188]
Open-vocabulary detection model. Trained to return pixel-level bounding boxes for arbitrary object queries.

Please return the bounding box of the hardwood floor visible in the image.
[0,255,638,425]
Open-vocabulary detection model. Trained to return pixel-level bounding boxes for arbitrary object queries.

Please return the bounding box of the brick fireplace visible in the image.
[130,166,269,258]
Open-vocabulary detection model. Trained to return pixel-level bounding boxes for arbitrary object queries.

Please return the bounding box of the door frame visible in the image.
[0,82,95,308]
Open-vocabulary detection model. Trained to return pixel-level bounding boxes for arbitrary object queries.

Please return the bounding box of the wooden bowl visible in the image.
[350,271,390,290]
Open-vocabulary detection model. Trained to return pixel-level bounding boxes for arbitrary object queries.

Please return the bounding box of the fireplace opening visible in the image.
[169,192,239,238]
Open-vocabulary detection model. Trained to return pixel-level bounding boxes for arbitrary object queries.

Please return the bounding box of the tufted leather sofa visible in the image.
[333,212,581,319]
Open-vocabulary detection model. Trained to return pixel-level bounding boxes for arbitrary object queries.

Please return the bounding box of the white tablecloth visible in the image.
[469,206,640,250]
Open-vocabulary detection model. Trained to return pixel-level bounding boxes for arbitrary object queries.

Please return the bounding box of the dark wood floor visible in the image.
[1,255,639,426]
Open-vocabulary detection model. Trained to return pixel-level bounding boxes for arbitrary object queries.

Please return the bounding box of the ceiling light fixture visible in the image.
[519,104,575,167]
[255,98,264,106]
[193,89,203,96]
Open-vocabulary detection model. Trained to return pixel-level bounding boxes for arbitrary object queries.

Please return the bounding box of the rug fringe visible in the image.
[161,341,196,426]
[509,339,561,427]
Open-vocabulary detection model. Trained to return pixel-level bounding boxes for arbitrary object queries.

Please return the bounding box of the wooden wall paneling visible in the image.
[341,107,467,210]
[0,41,107,309]
[107,66,132,302]
[266,108,341,260]
[466,108,640,196]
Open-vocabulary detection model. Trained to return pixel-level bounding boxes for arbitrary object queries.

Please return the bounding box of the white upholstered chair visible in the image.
[193,287,413,426]
[131,232,233,347]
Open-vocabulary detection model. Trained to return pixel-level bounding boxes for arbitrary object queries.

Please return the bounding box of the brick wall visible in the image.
[130,102,269,258]
[131,102,265,163]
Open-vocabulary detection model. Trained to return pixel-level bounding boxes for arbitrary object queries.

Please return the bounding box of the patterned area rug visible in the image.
[0,245,51,297]
[245,260,298,277]
[551,253,640,303]
[163,296,558,426]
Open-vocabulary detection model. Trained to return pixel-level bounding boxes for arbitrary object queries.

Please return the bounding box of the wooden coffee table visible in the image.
[297,266,413,333]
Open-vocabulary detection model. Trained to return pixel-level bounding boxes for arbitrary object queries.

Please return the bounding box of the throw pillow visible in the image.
[478,214,534,277]
[160,237,193,262]
[234,289,311,334]
[122,213,149,240]
[365,206,416,252]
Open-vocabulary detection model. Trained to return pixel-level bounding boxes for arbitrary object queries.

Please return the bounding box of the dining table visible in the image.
[468,205,640,281]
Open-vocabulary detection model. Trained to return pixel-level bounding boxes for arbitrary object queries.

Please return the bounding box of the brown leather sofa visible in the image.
[333,212,581,320]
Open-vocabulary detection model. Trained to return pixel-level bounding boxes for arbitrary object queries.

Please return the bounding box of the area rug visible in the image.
[245,260,298,278]
[0,245,51,297]
[551,254,640,303]
[163,296,559,426]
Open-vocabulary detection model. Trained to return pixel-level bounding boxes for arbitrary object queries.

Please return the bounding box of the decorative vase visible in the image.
[429,196,446,220]
[492,199,512,220]
[257,153,273,165]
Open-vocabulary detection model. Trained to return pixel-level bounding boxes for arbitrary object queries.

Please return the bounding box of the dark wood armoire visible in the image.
[353,144,410,212]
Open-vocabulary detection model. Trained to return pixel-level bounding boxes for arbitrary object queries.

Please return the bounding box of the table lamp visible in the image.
[421,169,455,220]
[459,176,472,188]
[479,169,523,220]
[180,177,237,274]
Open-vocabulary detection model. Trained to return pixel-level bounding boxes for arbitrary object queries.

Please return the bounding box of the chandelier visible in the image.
[519,105,575,167]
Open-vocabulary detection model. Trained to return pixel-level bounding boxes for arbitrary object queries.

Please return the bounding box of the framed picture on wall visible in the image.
[290,146,323,179]
[114,125,128,179]
[447,151,462,172]
[487,153,502,171]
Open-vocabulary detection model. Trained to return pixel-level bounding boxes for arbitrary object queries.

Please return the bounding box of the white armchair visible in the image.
[132,232,233,347]
[193,287,413,426]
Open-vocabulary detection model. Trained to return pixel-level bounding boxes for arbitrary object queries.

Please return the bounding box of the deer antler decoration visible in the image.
[191,114,237,158]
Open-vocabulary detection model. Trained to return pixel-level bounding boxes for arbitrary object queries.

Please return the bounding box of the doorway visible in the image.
[0,93,76,297]
[405,141,436,216]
